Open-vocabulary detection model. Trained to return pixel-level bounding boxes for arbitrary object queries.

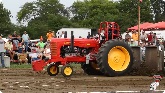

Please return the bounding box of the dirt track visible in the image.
[0,68,165,93]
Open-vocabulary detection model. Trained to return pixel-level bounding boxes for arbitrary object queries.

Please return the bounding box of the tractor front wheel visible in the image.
[97,40,134,76]
[47,64,59,76]
[61,65,73,77]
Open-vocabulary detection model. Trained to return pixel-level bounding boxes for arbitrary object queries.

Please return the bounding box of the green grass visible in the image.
[9,62,81,69]
[10,63,32,69]
[70,63,81,67]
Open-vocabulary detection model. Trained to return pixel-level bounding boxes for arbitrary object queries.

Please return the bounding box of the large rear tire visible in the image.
[81,61,102,75]
[97,40,133,76]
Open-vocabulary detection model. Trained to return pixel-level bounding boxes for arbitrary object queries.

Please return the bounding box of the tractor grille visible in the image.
[50,42,57,56]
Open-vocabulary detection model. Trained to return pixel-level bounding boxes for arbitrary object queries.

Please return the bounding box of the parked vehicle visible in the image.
[56,28,97,38]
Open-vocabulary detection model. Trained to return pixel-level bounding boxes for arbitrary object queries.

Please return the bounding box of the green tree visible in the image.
[150,0,165,22]
[69,0,153,32]
[70,0,119,28]
[116,0,153,32]
[17,0,72,39]
[0,3,13,36]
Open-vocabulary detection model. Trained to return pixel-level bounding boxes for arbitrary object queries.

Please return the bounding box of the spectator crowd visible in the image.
[124,30,164,47]
[124,30,164,61]
[0,30,55,67]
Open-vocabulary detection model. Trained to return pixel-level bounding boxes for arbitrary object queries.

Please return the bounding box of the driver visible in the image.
[100,30,106,45]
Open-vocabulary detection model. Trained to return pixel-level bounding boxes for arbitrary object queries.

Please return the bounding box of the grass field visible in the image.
[10,63,32,69]
[9,62,81,69]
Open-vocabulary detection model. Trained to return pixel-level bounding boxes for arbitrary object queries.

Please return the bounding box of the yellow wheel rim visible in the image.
[50,66,57,74]
[64,67,72,76]
[108,46,130,71]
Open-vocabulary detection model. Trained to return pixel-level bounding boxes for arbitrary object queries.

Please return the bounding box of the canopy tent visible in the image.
[142,23,160,30]
[141,21,165,31]
[127,22,153,31]
[156,22,165,29]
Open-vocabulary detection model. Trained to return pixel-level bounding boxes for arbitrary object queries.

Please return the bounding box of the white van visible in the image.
[56,28,97,38]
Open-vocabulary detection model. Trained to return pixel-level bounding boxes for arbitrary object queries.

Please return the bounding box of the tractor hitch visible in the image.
[32,59,49,72]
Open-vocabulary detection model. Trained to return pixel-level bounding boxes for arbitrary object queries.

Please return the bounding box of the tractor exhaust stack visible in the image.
[70,31,74,52]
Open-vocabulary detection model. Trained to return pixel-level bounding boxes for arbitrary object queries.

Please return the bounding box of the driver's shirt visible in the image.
[100,33,105,40]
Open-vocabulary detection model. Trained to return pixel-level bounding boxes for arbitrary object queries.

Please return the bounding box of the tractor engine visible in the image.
[49,38,99,61]
[50,31,99,60]
[60,46,91,57]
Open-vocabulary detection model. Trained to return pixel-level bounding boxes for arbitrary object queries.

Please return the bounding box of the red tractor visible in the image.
[32,21,134,77]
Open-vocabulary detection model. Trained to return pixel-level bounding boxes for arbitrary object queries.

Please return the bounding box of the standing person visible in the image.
[60,31,65,38]
[7,34,12,39]
[140,30,147,44]
[0,35,5,68]
[132,30,139,46]
[94,33,100,39]
[87,32,91,39]
[125,31,131,43]
[52,31,55,37]
[147,32,153,46]
[17,34,22,43]
[153,33,157,46]
[22,31,30,52]
[99,30,105,46]
[130,39,136,46]
[139,41,146,61]
[12,31,19,50]
[46,30,53,41]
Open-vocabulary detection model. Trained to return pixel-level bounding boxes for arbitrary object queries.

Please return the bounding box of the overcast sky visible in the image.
[1,0,118,24]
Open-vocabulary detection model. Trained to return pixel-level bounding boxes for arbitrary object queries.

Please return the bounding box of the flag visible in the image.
[139,0,142,3]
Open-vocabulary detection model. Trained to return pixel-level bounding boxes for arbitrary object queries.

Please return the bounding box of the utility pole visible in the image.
[138,0,141,46]
[137,0,143,45]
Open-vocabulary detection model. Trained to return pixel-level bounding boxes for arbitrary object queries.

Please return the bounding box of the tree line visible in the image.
[0,0,165,39]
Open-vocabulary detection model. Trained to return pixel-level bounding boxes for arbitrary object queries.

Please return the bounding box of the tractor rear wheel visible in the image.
[81,61,102,75]
[47,64,59,76]
[97,40,133,76]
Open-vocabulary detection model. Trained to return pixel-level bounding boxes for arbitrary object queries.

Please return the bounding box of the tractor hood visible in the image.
[50,38,99,48]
